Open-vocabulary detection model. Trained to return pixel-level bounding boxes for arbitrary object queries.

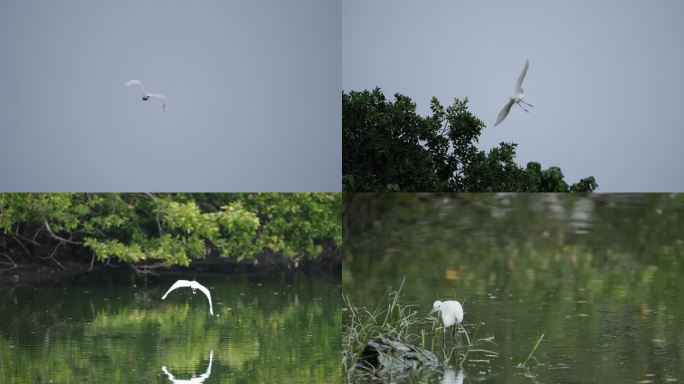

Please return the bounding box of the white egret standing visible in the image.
[494,60,534,126]
[430,300,464,350]
[125,79,167,113]
[162,350,213,384]
[162,280,214,316]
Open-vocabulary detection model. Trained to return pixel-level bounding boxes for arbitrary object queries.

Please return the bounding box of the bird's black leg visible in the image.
[443,327,446,352]
[452,325,457,346]
[519,103,530,113]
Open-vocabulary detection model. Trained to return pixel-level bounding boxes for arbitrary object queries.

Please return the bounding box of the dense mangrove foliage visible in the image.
[343,88,598,192]
[0,193,341,273]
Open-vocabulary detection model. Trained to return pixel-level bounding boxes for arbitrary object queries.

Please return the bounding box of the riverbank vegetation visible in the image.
[0,193,341,277]
[343,88,598,192]
[343,283,498,383]
[343,284,430,382]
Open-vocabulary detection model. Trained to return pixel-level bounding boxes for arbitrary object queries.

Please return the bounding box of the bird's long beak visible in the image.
[428,307,438,316]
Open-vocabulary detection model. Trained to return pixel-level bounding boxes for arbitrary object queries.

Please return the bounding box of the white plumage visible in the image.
[430,300,464,348]
[431,300,463,328]
[494,60,534,126]
[162,280,214,316]
[125,79,167,113]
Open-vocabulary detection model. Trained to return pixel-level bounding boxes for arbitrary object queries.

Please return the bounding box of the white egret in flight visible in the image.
[125,79,167,113]
[430,300,464,349]
[162,350,213,384]
[162,280,214,316]
[494,60,534,126]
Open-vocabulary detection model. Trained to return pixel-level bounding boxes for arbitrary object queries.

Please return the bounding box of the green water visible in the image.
[0,272,341,383]
[344,193,684,383]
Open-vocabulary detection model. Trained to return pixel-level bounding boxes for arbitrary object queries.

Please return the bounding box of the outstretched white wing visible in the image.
[162,279,192,300]
[125,79,146,93]
[161,366,175,381]
[162,279,212,315]
[194,282,214,316]
[147,93,167,113]
[514,60,529,94]
[495,99,515,127]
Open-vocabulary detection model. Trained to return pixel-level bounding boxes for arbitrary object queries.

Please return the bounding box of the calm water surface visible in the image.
[344,194,684,383]
[0,272,340,383]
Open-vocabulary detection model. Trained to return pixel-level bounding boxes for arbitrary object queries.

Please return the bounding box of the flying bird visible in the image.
[125,79,167,112]
[494,60,534,126]
[430,300,464,349]
[162,280,214,315]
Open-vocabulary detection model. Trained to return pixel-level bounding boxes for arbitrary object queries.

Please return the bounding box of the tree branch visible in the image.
[438,120,449,136]
[44,221,83,245]
[143,192,158,201]
[143,193,164,236]
[88,252,96,272]
[38,242,66,270]
[13,227,41,246]
[130,261,165,276]
[0,251,17,268]
[11,234,32,256]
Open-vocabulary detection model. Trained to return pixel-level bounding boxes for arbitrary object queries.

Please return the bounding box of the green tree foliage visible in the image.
[343,88,598,192]
[0,193,341,271]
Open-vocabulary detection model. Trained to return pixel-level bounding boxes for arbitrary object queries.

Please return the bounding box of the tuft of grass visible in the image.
[428,319,499,366]
[424,298,499,366]
[342,279,430,382]
[343,282,502,380]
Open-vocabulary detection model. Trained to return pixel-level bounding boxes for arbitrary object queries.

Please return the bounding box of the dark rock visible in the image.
[357,336,439,375]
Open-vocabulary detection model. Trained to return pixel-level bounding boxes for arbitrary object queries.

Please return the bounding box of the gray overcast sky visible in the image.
[0,0,340,192]
[343,0,684,192]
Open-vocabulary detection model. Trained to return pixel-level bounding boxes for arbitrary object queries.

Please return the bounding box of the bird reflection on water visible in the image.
[161,350,213,384]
